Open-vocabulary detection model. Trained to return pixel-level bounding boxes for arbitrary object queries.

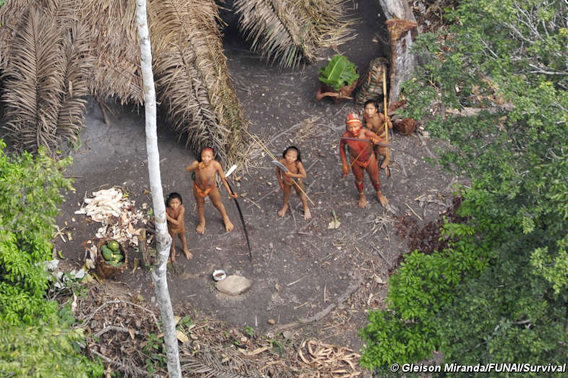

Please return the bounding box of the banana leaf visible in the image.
[318,54,359,91]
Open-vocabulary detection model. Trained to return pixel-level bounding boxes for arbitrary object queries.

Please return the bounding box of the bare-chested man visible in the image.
[340,113,388,208]
[186,147,237,234]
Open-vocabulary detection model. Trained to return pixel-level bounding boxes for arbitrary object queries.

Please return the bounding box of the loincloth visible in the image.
[352,157,373,169]
[193,181,215,198]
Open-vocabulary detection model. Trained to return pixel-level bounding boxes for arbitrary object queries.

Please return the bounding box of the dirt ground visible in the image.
[42,0,457,368]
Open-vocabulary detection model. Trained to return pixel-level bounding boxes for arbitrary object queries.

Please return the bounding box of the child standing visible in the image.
[165,192,192,263]
[363,99,392,169]
[185,147,237,234]
[276,146,311,220]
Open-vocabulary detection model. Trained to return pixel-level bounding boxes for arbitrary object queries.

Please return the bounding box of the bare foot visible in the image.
[223,217,234,232]
[277,204,288,217]
[303,207,312,220]
[377,191,389,207]
[358,193,368,208]
[184,249,193,260]
[196,222,206,234]
[170,249,176,263]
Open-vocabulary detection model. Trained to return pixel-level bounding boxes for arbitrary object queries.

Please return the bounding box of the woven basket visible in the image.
[393,118,416,135]
[356,57,388,105]
[95,238,128,279]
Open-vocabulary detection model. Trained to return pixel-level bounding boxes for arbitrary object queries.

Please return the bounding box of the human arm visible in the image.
[381,113,393,129]
[185,160,199,172]
[364,129,385,146]
[217,162,238,199]
[284,161,307,179]
[166,206,185,227]
[339,135,349,175]
[276,164,284,190]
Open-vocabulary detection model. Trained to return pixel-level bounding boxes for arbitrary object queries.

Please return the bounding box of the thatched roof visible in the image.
[234,0,355,69]
[148,0,248,163]
[0,0,354,162]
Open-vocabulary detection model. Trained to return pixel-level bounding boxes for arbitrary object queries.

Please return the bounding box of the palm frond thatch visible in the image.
[234,0,356,69]
[181,347,265,378]
[2,8,65,153]
[149,0,249,165]
[77,0,143,104]
[0,0,35,70]
[2,0,248,163]
[55,23,93,147]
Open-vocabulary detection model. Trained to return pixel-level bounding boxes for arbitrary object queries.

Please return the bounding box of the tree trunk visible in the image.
[378,0,418,104]
[135,1,181,377]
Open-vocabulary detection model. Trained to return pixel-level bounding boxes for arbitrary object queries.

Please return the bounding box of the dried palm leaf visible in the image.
[148,0,248,165]
[77,0,143,104]
[55,23,93,147]
[0,0,35,70]
[2,0,247,163]
[181,347,265,378]
[2,8,65,153]
[234,0,355,69]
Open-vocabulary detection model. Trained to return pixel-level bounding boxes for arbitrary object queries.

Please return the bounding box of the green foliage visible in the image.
[360,224,489,369]
[144,332,167,372]
[318,54,359,91]
[244,325,255,338]
[0,140,103,375]
[0,141,73,324]
[0,321,104,377]
[361,0,568,373]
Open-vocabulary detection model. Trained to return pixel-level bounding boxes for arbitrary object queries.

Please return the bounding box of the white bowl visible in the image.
[212,269,227,281]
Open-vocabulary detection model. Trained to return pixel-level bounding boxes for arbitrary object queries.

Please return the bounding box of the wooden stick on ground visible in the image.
[271,275,364,332]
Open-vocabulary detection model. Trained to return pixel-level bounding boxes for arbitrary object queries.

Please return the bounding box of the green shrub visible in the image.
[0,140,103,376]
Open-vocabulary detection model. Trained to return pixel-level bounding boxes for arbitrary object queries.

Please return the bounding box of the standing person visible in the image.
[186,147,237,234]
[363,99,392,169]
[275,146,312,220]
[340,113,389,208]
[165,192,192,263]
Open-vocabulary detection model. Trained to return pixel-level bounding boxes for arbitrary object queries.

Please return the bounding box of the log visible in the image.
[379,0,418,104]
[138,228,151,267]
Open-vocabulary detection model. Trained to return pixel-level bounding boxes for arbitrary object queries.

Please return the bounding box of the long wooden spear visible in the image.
[382,68,393,178]
[224,165,252,261]
[383,67,391,159]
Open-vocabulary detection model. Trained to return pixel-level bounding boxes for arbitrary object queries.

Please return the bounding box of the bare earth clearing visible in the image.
[44,1,458,376]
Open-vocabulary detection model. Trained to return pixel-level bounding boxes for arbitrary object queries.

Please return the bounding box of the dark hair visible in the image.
[364,99,379,109]
[282,146,301,162]
[166,192,183,206]
[197,147,214,162]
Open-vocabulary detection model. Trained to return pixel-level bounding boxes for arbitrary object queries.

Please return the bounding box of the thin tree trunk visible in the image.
[135,0,181,377]
[379,0,418,104]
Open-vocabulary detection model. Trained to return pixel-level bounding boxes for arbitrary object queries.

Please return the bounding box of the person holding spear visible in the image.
[340,113,389,208]
[274,146,312,220]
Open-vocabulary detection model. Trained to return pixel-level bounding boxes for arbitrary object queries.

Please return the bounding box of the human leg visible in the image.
[294,182,311,219]
[366,156,388,206]
[209,188,234,232]
[168,229,177,262]
[180,231,192,260]
[193,185,207,234]
[278,184,292,217]
[352,164,367,208]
